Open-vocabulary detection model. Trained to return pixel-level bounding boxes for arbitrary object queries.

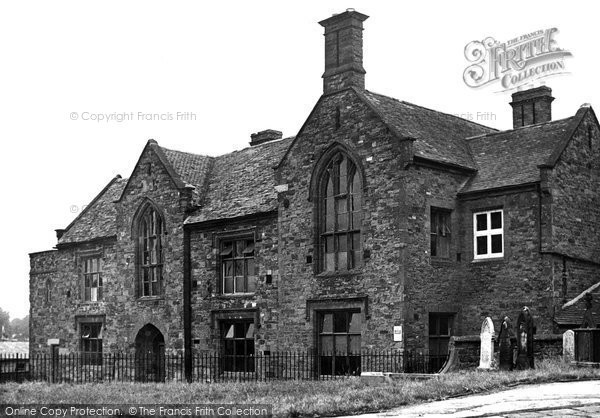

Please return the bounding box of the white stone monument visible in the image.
[479,317,495,369]
[563,329,575,363]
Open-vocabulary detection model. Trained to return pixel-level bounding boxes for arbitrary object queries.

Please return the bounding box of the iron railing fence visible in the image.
[0,351,448,384]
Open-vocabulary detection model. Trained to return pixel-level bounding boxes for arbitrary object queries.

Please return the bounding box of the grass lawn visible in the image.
[2,359,600,417]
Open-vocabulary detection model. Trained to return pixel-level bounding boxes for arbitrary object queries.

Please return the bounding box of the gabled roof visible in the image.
[185,137,293,224]
[555,282,600,326]
[359,90,497,170]
[460,116,576,194]
[58,176,127,245]
[159,146,214,194]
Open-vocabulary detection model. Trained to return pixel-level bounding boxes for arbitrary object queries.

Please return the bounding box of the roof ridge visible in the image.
[465,115,576,141]
[364,89,499,132]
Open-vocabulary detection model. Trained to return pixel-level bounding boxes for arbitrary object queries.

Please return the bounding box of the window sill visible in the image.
[316,269,363,278]
[471,257,505,264]
[216,293,256,299]
[136,296,164,302]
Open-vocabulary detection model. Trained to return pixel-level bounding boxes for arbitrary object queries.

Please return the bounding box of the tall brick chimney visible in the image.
[510,86,554,129]
[319,9,369,95]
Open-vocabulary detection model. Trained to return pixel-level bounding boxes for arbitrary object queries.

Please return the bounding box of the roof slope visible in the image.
[58,176,127,245]
[461,117,574,193]
[159,146,213,193]
[360,90,497,169]
[186,137,293,224]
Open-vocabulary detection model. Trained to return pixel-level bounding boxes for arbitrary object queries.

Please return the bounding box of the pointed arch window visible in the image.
[320,152,362,272]
[137,205,164,297]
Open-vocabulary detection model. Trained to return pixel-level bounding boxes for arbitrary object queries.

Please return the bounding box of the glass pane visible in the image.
[439,316,449,335]
[338,252,347,270]
[326,175,334,197]
[91,274,98,288]
[224,324,234,339]
[352,250,361,268]
[349,335,361,355]
[476,213,487,231]
[242,241,255,255]
[351,211,361,230]
[84,288,91,301]
[234,241,245,258]
[246,259,255,276]
[334,312,347,333]
[224,277,234,293]
[90,288,97,302]
[337,213,348,230]
[235,275,245,293]
[220,244,233,257]
[491,234,503,253]
[430,234,437,257]
[491,211,502,229]
[151,280,159,296]
[335,336,348,354]
[235,260,244,277]
[320,336,334,355]
[247,275,256,293]
[440,236,450,258]
[337,197,347,214]
[326,197,335,231]
[91,259,98,272]
[337,234,348,252]
[223,260,233,277]
[321,314,333,333]
[476,236,487,255]
[246,323,255,339]
[349,313,361,333]
[351,233,361,250]
[325,236,334,253]
[326,253,335,272]
[143,282,149,296]
[246,340,255,356]
[234,323,245,338]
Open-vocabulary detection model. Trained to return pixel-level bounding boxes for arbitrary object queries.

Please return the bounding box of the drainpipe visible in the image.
[183,226,192,382]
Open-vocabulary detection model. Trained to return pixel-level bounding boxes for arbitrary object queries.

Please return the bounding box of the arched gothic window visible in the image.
[320,152,362,272]
[137,204,163,297]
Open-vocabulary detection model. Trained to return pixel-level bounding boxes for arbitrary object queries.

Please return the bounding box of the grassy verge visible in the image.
[2,359,599,417]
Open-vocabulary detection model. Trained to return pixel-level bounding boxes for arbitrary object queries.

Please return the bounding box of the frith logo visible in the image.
[463,28,572,91]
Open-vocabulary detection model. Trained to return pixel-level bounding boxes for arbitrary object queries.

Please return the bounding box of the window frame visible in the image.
[317,309,362,376]
[137,204,164,298]
[318,152,363,273]
[82,257,103,302]
[220,319,256,373]
[430,208,452,259]
[80,322,103,365]
[473,209,504,260]
[219,236,256,295]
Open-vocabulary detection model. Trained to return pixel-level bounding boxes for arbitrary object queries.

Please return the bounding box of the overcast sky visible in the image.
[1,0,597,320]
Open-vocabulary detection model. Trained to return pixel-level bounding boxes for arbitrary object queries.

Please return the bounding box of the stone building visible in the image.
[30,10,600,377]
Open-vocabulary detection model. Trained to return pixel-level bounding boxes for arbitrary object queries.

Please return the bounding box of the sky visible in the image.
[0,0,598,320]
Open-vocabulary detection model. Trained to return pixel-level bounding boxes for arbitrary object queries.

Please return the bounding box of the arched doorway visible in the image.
[135,324,165,382]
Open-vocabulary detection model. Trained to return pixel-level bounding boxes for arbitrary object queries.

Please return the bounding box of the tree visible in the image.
[0,307,10,339]
[9,316,29,341]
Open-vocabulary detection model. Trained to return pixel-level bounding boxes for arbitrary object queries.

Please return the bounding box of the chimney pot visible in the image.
[510,86,554,128]
[250,129,283,146]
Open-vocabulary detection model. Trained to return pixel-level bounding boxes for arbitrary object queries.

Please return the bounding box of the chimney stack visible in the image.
[319,9,369,95]
[510,86,554,129]
[250,129,282,146]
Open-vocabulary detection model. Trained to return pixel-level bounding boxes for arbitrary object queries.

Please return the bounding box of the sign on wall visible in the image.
[393,325,403,342]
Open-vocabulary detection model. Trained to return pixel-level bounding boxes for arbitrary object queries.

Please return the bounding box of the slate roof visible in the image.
[460,117,575,193]
[185,137,294,224]
[554,290,600,326]
[159,146,213,193]
[360,90,497,170]
[58,176,127,245]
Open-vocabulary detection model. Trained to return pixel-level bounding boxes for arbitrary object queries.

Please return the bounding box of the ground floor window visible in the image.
[220,320,255,373]
[428,313,454,372]
[80,322,102,365]
[318,310,361,375]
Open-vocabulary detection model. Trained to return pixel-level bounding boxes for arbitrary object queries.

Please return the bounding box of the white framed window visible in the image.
[473,209,504,259]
